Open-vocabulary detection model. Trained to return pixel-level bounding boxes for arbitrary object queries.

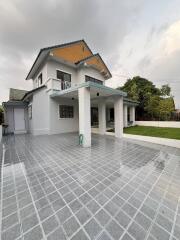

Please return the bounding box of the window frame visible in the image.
[38,73,43,86]
[58,105,74,119]
[56,70,71,82]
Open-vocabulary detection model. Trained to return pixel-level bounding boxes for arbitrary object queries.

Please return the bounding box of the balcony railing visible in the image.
[46,78,73,92]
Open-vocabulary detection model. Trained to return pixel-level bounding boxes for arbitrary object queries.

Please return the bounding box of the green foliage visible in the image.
[159,97,175,120]
[124,126,180,140]
[0,106,4,125]
[118,76,175,120]
[145,95,160,119]
[160,84,171,96]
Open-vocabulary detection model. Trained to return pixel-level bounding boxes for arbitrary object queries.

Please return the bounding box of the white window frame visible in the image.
[38,72,43,86]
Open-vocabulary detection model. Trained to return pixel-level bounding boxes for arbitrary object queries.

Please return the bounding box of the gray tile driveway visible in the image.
[0,133,180,240]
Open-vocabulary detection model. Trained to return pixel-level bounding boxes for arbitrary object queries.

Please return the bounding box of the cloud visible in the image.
[106,18,180,109]
[0,0,145,104]
[138,20,180,108]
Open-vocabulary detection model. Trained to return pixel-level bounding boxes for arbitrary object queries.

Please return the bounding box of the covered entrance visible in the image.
[50,81,127,147]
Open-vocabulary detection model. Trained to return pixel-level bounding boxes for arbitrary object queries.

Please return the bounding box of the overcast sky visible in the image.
[0,0,180,108]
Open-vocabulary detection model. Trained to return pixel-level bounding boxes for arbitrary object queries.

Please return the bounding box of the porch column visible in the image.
[78,87,91,147]
[123,105,128,127]
[98,99,106,134]
[130,106,135,125]
[114,96,123,138]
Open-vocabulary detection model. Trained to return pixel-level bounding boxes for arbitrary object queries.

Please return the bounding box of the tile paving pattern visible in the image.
[0,133,180,240]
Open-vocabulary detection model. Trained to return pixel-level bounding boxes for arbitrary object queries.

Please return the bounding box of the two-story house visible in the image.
[3,40,138,147]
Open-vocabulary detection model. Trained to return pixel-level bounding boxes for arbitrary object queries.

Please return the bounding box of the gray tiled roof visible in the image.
[9,88,27,101]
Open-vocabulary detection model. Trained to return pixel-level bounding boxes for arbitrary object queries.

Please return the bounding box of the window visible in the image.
[56,70,71,82]
[85,75,103,85]
[38,73,43,86]
[28,105,32,119]
[59,105,74,118]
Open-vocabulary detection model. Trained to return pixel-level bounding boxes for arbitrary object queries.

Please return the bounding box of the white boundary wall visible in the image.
[0,125,2,142]
[123,134,180,149]
[136,121,180,128]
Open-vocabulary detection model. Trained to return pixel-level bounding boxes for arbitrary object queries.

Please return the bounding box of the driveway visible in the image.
[0,133,180,240]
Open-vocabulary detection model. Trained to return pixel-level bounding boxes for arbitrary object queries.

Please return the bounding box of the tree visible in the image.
[159,97,175,120]
[160,84,171,97]
[145,95,160,119]
[118,76,175,120]
[117,76,161,119]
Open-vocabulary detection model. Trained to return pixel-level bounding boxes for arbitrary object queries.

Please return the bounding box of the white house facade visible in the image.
[3,40,138,147]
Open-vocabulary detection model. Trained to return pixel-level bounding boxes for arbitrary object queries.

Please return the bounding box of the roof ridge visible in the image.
[41,39,86,51]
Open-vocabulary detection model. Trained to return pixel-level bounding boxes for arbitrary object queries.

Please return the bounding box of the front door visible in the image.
[14,108,25,133]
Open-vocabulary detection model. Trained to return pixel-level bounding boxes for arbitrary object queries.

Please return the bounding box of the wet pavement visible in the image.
[0,133,180,240]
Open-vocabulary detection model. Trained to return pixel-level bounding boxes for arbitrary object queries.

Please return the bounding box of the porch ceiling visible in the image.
[50,81,127,101]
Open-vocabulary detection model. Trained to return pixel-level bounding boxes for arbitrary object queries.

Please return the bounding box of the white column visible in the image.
[98,99,106,135]
[78,87,91,147]
[130,106,135,125]
[114,96,123,138]
[123,105,128,127]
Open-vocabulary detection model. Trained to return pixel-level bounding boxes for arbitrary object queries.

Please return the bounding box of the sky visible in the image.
[0,0,180,108]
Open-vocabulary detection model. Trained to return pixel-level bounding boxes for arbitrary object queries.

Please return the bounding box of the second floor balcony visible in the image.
[46,77,105,94]
[46,78,75,92]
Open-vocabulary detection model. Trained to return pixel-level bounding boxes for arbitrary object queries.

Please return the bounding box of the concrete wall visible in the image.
[76,66,105,85]
[5,107,14,133]
[31,57,106,90]
[49,97,79,134]
[47,60,78,86]
[33,63,48,89]
[29,88,79,135]
[29,88,49,135]
[136,121,180,128]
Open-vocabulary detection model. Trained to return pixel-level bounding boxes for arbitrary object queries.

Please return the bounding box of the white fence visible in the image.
[136,121,180,128]
[0,125,2,142]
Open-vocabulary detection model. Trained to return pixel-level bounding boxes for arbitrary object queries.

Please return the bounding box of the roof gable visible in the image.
[51,40,92,63]
[26,39,112,80]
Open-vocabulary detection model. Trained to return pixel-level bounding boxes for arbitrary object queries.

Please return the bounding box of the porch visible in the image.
[49,81,137,147]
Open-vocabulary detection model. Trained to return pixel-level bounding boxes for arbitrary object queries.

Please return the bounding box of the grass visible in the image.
[123,125,180,140]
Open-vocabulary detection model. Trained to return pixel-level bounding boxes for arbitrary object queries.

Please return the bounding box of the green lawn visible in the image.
[123,125,180,140]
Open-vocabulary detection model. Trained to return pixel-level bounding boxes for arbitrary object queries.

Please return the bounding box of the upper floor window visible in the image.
[57,70,71,82]
[38,73,43,86]
[85,75,103,85]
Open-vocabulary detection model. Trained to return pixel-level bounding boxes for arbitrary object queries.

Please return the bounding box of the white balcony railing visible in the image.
[46,78,73,92]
